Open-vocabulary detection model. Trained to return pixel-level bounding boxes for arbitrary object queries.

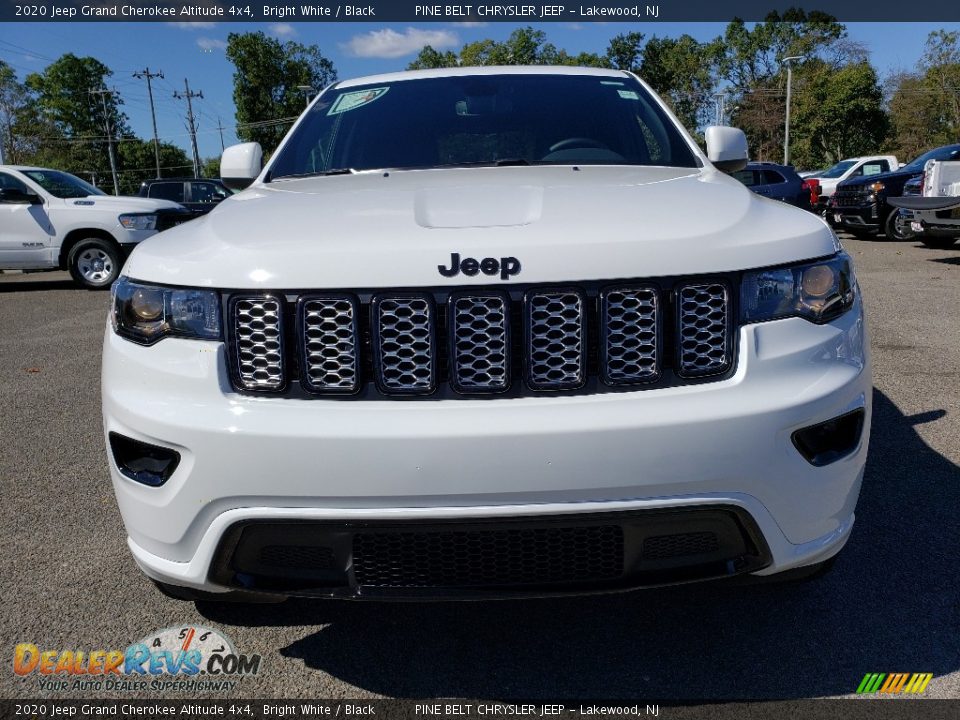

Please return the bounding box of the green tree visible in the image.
[789,60,888,168]
[0,60,56,164]
[200,156,221,179]
[639,36,724,131]
[25,53,130,180]
[226,31,336,151]
[116,139,192,194]
[408,45,459,70]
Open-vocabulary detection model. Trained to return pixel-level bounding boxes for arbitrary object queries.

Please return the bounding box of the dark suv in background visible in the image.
[829,144,960,239]
[732,162,811,210]
[138,178,231,216]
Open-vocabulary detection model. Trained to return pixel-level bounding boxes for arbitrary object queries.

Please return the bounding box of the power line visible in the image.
[173,78,203,178]
[133,67,164,179]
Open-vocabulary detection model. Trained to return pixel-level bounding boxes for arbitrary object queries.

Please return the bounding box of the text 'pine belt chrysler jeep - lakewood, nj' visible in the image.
[102,67,871,601]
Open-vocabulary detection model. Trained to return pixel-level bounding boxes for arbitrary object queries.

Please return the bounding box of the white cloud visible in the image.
[196,37,227,52]
[452,22,487,28]
[168,22,218,30]
[269,23,297,37]
[343,28,459,59]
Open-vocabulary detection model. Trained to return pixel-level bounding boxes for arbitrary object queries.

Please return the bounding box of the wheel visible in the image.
[921,236,958,249]
[67,237,120,289]
[883,211,915,241]
[152,580,286,604]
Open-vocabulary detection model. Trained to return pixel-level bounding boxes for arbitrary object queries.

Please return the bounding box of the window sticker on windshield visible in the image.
[617,89,639,100]
[601,81,624,86]
[328,87,389,116]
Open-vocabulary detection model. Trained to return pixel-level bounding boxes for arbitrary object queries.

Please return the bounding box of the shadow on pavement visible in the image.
[0,278,80,293]
[199,389,959,700]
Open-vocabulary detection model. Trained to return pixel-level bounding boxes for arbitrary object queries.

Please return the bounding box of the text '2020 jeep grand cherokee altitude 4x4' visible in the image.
[102,67,871,601]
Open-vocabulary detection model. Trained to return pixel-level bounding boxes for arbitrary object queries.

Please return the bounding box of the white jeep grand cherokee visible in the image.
[101,67,871,601]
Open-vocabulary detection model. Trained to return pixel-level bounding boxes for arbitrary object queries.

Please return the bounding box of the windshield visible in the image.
[268,73,700,179]
[902,145,960,173]
[820,160,856,179]
[23,170,106,198]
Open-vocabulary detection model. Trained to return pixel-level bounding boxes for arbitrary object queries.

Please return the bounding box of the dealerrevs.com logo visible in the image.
[14,625,262,693]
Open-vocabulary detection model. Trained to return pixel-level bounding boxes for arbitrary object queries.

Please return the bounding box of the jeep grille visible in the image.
[226,279,735,398]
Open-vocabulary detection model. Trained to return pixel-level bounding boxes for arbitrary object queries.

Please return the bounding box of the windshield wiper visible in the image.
[270,168,358,181]
[434,158,533,169]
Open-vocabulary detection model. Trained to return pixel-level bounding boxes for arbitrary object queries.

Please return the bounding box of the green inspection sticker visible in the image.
[328,87,390,116]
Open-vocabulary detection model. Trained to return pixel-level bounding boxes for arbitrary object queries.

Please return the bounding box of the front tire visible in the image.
[67,237,120,289]
[920,236,958,249]
[883,211,915,241]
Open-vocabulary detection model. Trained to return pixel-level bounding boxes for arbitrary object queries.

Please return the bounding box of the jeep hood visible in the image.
[124,166,838,289]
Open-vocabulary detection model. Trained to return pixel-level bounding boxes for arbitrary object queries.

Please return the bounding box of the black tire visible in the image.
[67,237,121,289]
[883,211,915,241]
[152,580,286,604]
[920,236,958,249]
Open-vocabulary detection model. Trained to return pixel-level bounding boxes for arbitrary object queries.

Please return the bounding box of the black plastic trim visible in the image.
[208,505,773,600]
[296,293,362,395]
[226,293,288,394]
[791,408,866,467]
[599,284,662,386]
[674,280,734,379]
[523,286,588,391]
[447,290,512,395]
[370,292,438,396]
[108,432,180,487]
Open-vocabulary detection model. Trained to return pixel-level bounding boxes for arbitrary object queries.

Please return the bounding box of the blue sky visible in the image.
[0,21,955,160]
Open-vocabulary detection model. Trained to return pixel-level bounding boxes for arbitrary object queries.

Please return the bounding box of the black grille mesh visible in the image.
[677,283,731,377]
[353,525,624,588]
[227,280,733,396]
[642,532,720,560]
[450,294,510,392]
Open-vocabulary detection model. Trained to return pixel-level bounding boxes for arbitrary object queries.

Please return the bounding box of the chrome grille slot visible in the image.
[231,296,284,391]
[373,294,436,394]
[299,296,359,393]
[450,293,510,393]
[602,287,659,384]
[677,283,730,377]
[525,289,586,390]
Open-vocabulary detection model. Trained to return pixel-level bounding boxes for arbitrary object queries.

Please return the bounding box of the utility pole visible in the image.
[216,115,226,151]
[297,85,317,109]
[133,67,164,179]
[713,93,726,126]
[89,86,120,195]
[781,56,803,166]
[174,78,203,178]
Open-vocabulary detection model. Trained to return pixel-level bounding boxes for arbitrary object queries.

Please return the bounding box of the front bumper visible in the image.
[102,299,871,597]
[827,200,881,229]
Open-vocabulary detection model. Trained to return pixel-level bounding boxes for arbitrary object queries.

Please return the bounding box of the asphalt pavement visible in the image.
[1,233,958,702]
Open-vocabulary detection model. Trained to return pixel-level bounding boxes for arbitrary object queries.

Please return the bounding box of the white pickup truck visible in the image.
[809,155,899,213]
[0,165,191,288]
[888,160,960,249]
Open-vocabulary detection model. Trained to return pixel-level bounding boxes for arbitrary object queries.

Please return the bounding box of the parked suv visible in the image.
[830,144,960,239]
[138,178,231,215]
[732,161,810,209]
[102,68,870,601]
[0,166,190,288]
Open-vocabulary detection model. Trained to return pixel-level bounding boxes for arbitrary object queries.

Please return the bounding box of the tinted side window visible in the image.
[732,170,757,187]
[762,170,786,184]
[189,182,229,203]
[148,182,185,202]
[0,172,30,193]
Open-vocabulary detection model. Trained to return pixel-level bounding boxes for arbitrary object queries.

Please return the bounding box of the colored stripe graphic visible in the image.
[857,673,886,693]
[857,672,932,694]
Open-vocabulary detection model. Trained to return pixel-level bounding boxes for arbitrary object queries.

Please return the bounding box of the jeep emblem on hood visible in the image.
[438,253,521,281]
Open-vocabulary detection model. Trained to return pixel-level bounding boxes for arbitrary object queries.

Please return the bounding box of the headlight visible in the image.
[111,277,221,344]
[741,252,857,324]
[118,213,157,231]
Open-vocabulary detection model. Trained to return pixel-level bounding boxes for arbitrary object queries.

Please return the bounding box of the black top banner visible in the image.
[2,0,959,23]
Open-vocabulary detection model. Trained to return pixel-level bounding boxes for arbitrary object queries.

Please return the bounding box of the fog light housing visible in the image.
[791,409,865,467]
[109,432,180,486]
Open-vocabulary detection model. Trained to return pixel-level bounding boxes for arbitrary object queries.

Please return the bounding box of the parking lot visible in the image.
[1,232,958,701]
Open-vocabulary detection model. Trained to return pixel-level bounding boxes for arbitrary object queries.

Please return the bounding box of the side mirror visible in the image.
[0,188,42,205]
[220,142,263,191]
[705,126,749,173]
